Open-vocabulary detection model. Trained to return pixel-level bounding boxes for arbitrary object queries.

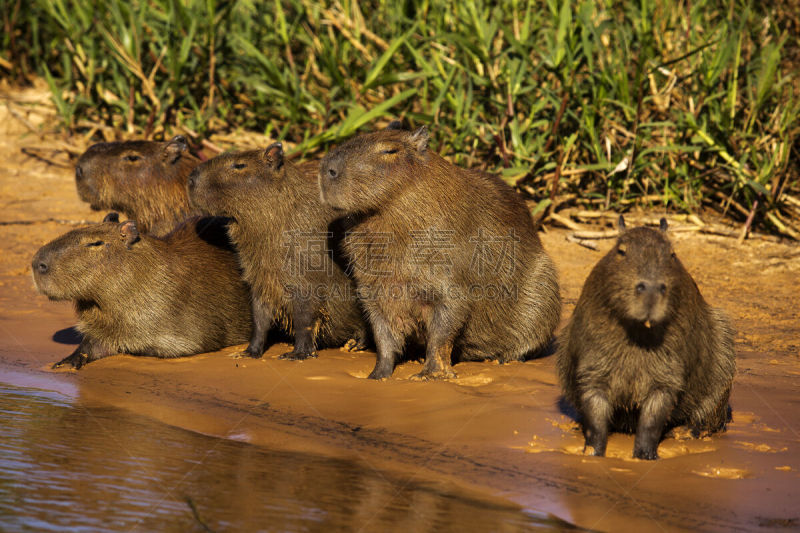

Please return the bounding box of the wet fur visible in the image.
[556,222,736,459]
[32,216,252,368]
[319,127,561,379]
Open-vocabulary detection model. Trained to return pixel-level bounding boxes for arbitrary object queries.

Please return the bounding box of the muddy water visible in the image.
[0,380,571,532]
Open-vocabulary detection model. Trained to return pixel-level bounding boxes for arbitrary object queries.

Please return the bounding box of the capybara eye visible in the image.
[86,240,104,247]
[635,282,646,294]
[124,154,141,162]
[381,148,399,155]
[232,163,246,170]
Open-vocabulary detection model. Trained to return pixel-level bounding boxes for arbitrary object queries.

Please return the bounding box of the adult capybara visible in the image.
[318,125,561,380]
[187,143,368,360]
[32,213,252,369]
[556,217,736,460]
[75,135,200,235]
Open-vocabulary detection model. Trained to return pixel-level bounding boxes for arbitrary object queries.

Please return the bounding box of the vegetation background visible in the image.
[2,0,798,238]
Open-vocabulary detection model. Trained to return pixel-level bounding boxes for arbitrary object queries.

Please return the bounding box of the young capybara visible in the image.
[75,135,200,235]
[187,143,368,360]
[31,213,252,369]
[318,125,561,380]
[556,217,736,460]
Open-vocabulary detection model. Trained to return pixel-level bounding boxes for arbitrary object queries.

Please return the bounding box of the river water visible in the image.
[0,381,570,532]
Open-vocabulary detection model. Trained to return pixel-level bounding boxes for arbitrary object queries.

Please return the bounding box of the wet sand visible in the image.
[1,86,799,532]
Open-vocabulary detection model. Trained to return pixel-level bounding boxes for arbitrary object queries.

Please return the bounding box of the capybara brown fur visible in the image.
[556,217,736,460]
[31,213,252,369]
[318,125,561,380]
[187,143,368,360]
[75,135,200,235]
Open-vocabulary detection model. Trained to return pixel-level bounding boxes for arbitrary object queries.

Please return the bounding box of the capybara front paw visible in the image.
[231,347,263,359]
[633,446,659,460]
[279,350,318,361]
[367,365,393,380]
[52,352,88,370]
[583,435,607,457]
[583,445,606,457]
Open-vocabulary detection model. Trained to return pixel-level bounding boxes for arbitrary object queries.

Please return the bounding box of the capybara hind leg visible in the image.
[689,389,731,437]
[236,297,273,359]
[582,391,612,456]
[410,305,458,380]
[280,298,319,360]
[411,341,456,381]
[367,314,401,379]
[633,390,674,460]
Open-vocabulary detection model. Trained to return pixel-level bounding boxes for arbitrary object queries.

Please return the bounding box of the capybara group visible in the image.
[75,135,200,235]
[187,143,367,360]
[319,125,561,379]
[556,217,736,459]
[32,213,252,368]
[33,121,739,461]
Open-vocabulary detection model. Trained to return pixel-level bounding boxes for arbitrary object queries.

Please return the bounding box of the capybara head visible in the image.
[188,143,285,218]
[318,126,431,212]
[75,135,195,210]
[31,213,140,301]
[602,217,677,327]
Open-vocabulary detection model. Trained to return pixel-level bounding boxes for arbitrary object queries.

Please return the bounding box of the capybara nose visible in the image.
[635,281,667,296]
[75,165,84,181]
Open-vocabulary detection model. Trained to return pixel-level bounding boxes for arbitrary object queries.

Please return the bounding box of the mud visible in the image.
[1,86,799,532]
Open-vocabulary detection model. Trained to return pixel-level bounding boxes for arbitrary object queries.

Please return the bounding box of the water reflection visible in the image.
[0,383,569,531]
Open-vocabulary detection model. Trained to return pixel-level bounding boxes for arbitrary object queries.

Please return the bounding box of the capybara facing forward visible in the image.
[319,125,561,379]
[32,214,252,368]
[187,144,367,360]
[75,135,200,235]
[556,217,736,460]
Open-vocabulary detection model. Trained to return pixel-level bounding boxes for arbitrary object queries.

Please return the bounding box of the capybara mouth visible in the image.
[32,277,66,301]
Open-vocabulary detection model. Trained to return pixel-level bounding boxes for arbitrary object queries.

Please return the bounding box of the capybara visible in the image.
[32,213,252,369]
[556,217,736,459]
[75,135,200,235]
[318,125,561,379]
[187,143,368,360]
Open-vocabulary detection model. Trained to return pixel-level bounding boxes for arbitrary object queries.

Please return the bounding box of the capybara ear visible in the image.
[618,215,627,231]
[386,120,405,131]
[263,142,284,171]
[119,221,140,249]
[103,212,120,223]
[659,217,668,232]
[409,126,429,153]
[163,135,188,164]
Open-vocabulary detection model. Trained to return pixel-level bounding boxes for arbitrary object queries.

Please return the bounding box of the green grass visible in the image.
[2,0,799,238]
